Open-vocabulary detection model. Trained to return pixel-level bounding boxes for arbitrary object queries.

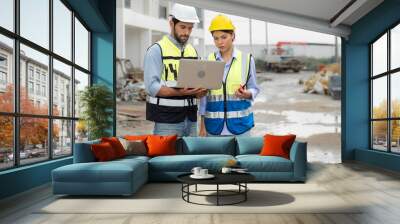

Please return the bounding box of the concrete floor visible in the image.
[252,71,341,163]
[1,162,400,224]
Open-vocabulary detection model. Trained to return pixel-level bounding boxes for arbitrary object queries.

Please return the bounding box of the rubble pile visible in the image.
[117,78,146,102]
[116,72,146,102]
[116,58,147,102]
[301,63,340,95]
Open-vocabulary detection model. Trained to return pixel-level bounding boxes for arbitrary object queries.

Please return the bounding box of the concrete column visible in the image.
[125,27,140,68]
[198,38,206,59]
[140,29,152,68]
[116,0,125,59]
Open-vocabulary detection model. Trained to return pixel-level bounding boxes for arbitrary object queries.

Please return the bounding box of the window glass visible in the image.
[20,44,49,115]
[74,69,89,118]
[20,0,49,49]
[53,119,72,157]
[74,18,89,70]
[53,59,72,117]
[20,117,49,165]
[372,121,388,151]
[391,24,400,70]
[0,116,13,170]
[391,72,400,118]
[372,77,387,119]
[53,0,72,60]
[372,33,387,76]
[0,35,14,113]
[0,0,14,31]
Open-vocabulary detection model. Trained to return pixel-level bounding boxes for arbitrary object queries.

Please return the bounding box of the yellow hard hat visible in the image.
[208,14,235,32]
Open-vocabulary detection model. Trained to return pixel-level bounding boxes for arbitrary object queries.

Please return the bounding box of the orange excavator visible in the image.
[274,41,306,55]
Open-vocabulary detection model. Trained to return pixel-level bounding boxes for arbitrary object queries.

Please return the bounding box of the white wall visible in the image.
[130,0,145,14]
[119,0,205,69]
[125,27,152,68]
[125,27,141,68]
[116,0,125,59]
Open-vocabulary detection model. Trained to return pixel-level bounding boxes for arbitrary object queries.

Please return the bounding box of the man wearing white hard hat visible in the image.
[144,3,207,137]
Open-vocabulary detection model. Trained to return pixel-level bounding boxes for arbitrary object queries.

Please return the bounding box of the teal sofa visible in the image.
[52,137,307,196]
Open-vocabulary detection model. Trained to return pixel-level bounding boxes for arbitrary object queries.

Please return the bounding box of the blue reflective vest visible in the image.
[204,50,254,135]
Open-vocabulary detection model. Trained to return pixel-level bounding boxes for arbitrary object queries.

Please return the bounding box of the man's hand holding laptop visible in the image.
[177,87,207,98]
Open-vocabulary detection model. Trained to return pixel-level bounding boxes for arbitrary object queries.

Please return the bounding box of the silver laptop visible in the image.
[171,59,225,90]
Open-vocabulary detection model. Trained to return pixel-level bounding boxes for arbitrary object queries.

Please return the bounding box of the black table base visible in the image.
[181,183,249,206]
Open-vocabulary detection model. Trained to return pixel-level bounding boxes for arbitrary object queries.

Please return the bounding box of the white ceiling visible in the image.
[226,0,352,22]
[172,0,384,38]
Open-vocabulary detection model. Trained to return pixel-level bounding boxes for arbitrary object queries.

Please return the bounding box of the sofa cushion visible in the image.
[115,155,150,163]
[52,159,147,183]
[181,137,235,155]
[149,154,235,172]
[236,137,263,155]
[236,155,293,172]
[74,140,100,163]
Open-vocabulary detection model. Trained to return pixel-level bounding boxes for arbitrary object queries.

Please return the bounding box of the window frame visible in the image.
[0,53,7,87]
[370,20,400,154]
[0,0,92,171]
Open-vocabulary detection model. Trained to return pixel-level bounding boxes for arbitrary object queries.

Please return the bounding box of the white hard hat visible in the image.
[170,3,199,23]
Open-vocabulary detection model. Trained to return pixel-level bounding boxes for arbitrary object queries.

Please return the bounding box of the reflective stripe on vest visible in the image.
[207,94,245,102]
[204,50,254,135]
[205,108,252,119]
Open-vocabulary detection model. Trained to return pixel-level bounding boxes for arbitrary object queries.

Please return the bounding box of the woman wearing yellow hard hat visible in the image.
[199,14,260,136]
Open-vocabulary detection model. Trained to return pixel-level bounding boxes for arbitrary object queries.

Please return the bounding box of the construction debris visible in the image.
[301,63,341,99]
[117,78,146,102]
[116,58,147,102]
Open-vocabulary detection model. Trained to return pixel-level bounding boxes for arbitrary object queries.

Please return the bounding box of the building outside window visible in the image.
[124,0,131,9]
[0,54,7,67]
[159,5,167,19]
[0,71,7,86]
[28,81,34,94]
[42,85,46,97]
[28,67,34,80]
[35,70,40,81]
[36,83,40,95]
[0,54,7,88]
[41,73,46,83]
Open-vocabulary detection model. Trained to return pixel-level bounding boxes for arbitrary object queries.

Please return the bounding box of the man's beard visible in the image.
[174,29,189,44]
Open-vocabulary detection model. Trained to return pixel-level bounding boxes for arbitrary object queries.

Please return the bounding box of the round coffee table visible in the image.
[177,172,255,206]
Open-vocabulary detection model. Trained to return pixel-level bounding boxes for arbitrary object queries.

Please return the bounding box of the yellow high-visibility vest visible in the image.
[146,35,199,123]
[207,50,251,97]
[158,35,198,85]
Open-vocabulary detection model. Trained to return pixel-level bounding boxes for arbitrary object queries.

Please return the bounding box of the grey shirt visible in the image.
[144,35,187,97]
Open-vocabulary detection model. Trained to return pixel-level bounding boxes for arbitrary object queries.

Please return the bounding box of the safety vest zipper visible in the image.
[223,82,227,120]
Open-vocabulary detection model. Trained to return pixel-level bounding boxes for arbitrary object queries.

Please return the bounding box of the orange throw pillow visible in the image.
[124,135,150,141]
[91,142,117,161]
[260,134,296,159]
[146,135,177,157]
[101,137,126,158]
